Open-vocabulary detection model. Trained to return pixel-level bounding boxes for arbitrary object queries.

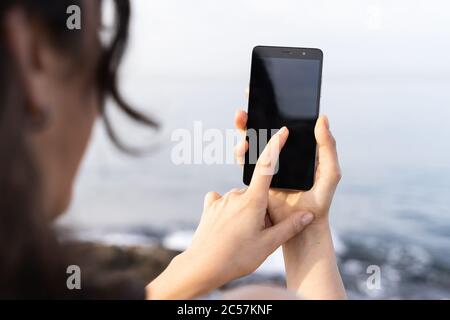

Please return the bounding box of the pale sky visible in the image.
[121,0,450,78]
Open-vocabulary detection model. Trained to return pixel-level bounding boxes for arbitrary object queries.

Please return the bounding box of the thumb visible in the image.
[263,212,314,252]
[314,115,341,192]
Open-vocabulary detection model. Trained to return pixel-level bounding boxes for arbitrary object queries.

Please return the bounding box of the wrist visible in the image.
[146,250,224,300]
[282,217,333,285]
[284,217,331,251]
[287,215,330,244]
[281,217,346,299]
[179,248,230,290]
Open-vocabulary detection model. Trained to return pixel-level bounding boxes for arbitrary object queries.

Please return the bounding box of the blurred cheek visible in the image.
[49,81,99,218]
[68,86,99,184]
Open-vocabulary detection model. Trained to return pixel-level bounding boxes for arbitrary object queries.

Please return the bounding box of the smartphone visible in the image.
[243,46,323,191]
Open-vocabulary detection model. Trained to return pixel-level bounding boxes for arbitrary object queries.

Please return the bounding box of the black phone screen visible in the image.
[243,46,323,190]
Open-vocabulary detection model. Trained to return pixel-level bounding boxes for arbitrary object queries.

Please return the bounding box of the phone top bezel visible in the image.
[252,45,323,61]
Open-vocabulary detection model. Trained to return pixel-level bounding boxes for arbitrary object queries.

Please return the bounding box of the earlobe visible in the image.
[26,104,51,131]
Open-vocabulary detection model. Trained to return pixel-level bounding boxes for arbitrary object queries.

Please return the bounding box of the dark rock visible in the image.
[63,241,180,289]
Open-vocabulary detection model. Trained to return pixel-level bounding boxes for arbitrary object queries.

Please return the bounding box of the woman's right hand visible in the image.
[146,127,314,300]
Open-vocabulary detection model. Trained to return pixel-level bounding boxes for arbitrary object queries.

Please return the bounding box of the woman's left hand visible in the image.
[234,111,341,227]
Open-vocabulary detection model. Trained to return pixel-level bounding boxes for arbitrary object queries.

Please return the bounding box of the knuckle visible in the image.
[205,191,219,203]
[331,167,342,183]
[226,189,240,197]
[329,135,337,148]
[222,190,239,204]
[292,218,303,233]
[257,154,272,169]
[222,193,231,203]
[266,235,280,253]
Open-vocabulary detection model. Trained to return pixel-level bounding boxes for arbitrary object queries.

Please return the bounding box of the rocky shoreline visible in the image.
[62,238,285,295]
[59,229,450,299]
[64,241,180,290]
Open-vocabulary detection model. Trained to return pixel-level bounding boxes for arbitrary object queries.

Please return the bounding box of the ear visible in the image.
[3,7,53,124]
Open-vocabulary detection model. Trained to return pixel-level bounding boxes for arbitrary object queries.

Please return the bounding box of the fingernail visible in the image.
[301,213,314,225]
[278,126,287,135]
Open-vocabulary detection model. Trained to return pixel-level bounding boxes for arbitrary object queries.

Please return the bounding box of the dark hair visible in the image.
[0,0,156,298]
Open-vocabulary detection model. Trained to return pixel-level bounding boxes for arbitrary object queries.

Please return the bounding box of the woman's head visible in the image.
[0,0,155,297]
[2,0,101,218]
[1,0,156,218]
